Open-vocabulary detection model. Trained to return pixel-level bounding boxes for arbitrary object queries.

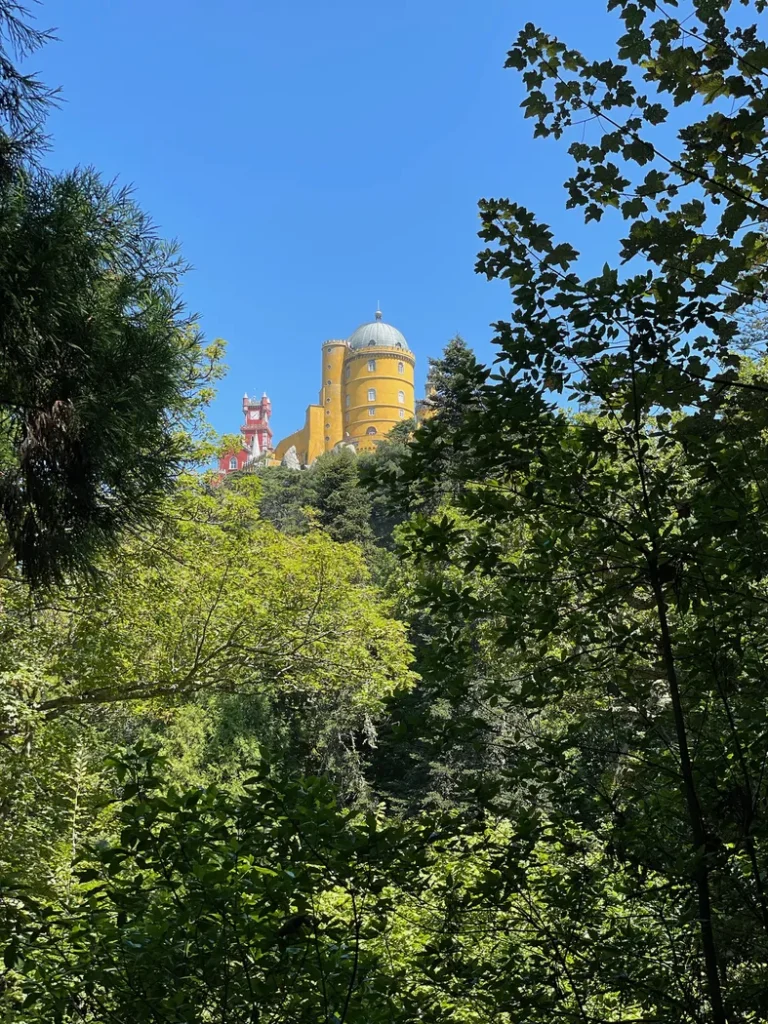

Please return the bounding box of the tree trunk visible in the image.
[650,568,728,1024]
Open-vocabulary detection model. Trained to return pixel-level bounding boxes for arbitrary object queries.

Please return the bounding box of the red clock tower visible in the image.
[217,392,274,477]
[241,392,273,455]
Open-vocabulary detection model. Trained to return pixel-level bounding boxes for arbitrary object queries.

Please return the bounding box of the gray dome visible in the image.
[347,311,409,351]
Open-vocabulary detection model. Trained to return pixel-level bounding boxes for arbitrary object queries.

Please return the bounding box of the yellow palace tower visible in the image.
[274,309,416,466]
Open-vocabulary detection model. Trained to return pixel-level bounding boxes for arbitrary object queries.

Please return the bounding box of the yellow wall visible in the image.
[273,404,325,466]
[343,347,415,452]
[275,340,418,462]
[273,428,303,463]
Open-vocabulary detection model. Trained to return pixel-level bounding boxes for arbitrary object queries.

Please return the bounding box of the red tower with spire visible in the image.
[217,392,274,477]
[241,392,273,454]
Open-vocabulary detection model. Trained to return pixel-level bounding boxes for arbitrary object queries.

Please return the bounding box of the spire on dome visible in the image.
[375,305,383,321]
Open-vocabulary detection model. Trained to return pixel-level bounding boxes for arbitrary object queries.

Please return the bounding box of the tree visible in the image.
[362,338,489,526]
[0,1,56,180]
[5,743,713,1024]
[415,336,488,507]
[397,2,768,1019]
[253,462,316,535]
[424,336,483,424]
[0,472,412,739]
[0,472,416,901]
[370,505,527,816]
[356,421,416,551]
[4,749,430,1024]
[0,168,221,585]
[309,449,373,546]
[251,451,373,546]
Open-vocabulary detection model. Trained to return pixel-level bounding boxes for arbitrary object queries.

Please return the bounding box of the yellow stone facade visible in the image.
[275,313,416,466]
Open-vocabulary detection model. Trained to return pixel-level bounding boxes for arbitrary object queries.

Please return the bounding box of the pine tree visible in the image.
[0,2,56,180]
[397,336,489,513]
[424,335,484,425]
[310,449,373,546]
[0,169,212,585]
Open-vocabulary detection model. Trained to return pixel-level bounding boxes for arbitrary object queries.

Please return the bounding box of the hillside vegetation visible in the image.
[3,2,768,1021]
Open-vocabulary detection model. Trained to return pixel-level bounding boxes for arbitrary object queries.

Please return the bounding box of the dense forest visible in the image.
[3,1,768,1020]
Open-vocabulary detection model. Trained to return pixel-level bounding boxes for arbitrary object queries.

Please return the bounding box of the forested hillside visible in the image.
[3,2,768,1021]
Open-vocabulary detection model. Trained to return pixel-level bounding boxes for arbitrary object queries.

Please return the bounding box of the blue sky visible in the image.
[31,0,623,444]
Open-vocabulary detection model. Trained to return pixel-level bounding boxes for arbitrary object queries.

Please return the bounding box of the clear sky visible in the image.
[30,0,622,444]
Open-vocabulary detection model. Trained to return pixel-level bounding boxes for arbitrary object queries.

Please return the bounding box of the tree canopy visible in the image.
[0,1,55,179]
[0,169,222,585]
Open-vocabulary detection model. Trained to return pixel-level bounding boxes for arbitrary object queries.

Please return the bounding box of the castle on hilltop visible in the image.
[273,309,416,467]
[217,310,426,478]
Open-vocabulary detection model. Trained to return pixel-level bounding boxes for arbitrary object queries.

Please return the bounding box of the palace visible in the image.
[274,309,416,467]
[216,391,275,478]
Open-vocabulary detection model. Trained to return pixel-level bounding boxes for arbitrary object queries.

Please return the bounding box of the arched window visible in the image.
[368,407,376,416]
[366,427,377,435]
[398,361,404,374]
[345,394,350,407]
[345,364,351,380]
[369,340,376,347]
[368,388,376,401]
[398,390,405,404]
[399,409,405,419]
[345,412,350,423]
[368,359,376,372]
[229,457,237,470]
[395,342,402,349]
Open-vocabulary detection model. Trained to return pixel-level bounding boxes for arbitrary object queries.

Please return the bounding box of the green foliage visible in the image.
[393,3,768,1019]
[4,748,429,1023]
[5,748,730,1024]
[372,506,526,814]
[358,421,416,549]
[362,338,489,529]
[396,398,768,1015]
[11,3,768,1022]
[0,472,413,748]
[0,168,222,585]
[255,450,374,545]
[253,462,316,534]
[425,336,483,423]
[311,448,374,545]
[0,2,56,179]
[0,473,415,901]
[416,335,489,502]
